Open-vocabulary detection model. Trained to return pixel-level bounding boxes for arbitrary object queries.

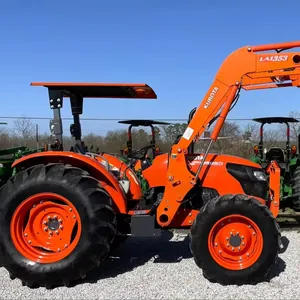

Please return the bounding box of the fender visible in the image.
[11,151,128,213]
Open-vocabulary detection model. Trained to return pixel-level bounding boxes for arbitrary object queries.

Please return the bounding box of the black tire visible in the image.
[0,163,117,288]
[110,214,131,251]
[292,166,300,211]
[189,194,281,285]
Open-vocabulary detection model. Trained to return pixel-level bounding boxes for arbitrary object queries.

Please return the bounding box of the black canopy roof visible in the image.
[118,119,172,126]
[252,117,299,124]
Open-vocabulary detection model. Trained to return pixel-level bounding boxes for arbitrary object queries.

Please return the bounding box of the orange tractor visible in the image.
[2,41,300,288]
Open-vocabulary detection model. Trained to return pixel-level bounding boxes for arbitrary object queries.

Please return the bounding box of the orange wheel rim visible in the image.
[10,193,82,264]
[208,214,263,270]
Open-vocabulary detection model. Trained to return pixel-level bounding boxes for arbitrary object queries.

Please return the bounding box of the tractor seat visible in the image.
[266,147,285,162]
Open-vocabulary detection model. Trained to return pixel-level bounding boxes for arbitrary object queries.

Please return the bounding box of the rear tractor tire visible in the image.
[0,163,117,288]
[189,194,281,285]
[292,166,300,211]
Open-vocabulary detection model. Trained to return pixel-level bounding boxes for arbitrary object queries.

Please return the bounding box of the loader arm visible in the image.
[157,41,300,226]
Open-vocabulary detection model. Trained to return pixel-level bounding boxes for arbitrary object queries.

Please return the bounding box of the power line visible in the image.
[0,116,257,121]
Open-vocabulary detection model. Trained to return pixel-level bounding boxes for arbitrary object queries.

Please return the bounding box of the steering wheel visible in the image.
[126,144,154,160]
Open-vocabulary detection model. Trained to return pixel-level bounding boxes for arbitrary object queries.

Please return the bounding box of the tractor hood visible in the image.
[187,153,262,169]
[143,152,262,188]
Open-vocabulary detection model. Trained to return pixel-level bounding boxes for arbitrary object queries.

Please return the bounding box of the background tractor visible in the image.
[115,119,171,195]
[0,122,44,187]
[250,117,300,210]
[118,119,171,164]
[3,41,300,289]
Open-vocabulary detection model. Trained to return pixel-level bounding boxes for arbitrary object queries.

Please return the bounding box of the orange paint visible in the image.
[30,82,157,99]
[10,193,81,264]
[12,151,128,213]
[208,214,263,270]
[156,41,300,226]
[142,153,168,187]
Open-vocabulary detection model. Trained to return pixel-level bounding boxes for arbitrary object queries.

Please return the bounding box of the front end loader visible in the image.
[3,41,300,288]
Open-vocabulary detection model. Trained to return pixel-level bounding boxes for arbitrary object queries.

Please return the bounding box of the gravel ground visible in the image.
[0,229,299,299]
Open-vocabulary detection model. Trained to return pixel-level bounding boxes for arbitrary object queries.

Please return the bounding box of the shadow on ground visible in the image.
[257,235,289,284]
[79,231,288,286]
[83,230,192,284]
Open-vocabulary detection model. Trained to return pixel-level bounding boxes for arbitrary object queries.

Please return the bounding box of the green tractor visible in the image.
[0,122,45,187]
[250,117,300,211]
[0,146,45,187]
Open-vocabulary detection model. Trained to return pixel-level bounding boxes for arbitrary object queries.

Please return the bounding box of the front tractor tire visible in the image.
[189,194,281,285]
[0,163,117,288]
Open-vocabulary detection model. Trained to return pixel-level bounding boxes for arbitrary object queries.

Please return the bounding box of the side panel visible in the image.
[188,153,267,198]
[11,151,128,213]
[142,153,169,187]
[142,152,264,196]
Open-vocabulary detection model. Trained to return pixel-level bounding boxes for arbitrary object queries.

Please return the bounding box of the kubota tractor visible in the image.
[3,41,300,288]
[250,117,300,210]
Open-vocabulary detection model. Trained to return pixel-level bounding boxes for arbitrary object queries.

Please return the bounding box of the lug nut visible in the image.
[24,233,28,237]
[247,253,250,256]
[47,216,51,220]
[44,227,48,232]
[215,242,218,246]
[28,240,31,244]
[232,247,235,251]
[57,248,61,252]
[218,250,222,253]
[230,232,233,235]
[53,215,58,220]
[241,236,244,239]
[49,231,53,236]
[55,230,59,235]
[253,232,256,236]
[73,215,76,219]
[43,221,47,225]
[59,225,63,230]
[69,208,72,212]
[59,219,62,223]
[226,243,229,247]
[64,244,68,248]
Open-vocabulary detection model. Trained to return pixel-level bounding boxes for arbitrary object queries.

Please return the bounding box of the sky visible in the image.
[1,0,300,136]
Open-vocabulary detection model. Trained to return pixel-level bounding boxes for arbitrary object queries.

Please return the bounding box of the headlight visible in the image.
[253,170,267,181]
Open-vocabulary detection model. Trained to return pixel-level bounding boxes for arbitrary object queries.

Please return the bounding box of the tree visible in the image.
[82,133,105,152]
[160,123,188,145]
[288,110,300,141]
[13,118,35,145]
[212,121,241,154]
[104,129,128,153]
